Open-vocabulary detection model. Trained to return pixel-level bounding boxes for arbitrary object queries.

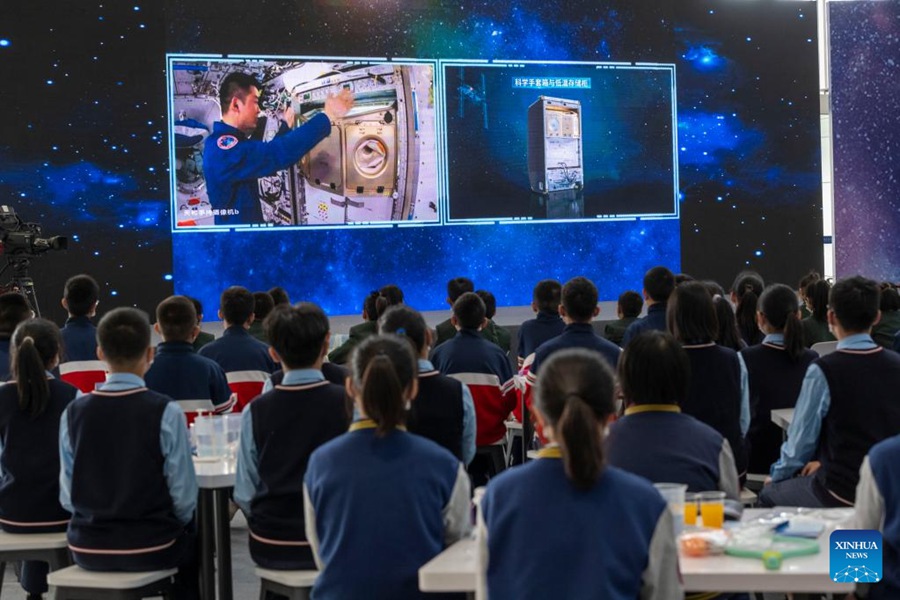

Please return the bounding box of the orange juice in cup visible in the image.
[698,491,726,528]
[683,493,698,526]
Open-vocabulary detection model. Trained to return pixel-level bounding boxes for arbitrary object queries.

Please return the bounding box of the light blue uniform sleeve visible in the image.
[233,407,259,515]
[461,384,477,466]
[160,403,199,524]
[261,376,274,394]
[58,408,73,513]
[738,353,750,436]
[770,364,831,482]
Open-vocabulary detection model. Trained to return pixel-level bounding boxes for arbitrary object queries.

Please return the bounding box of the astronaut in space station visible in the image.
[203,72,354,226]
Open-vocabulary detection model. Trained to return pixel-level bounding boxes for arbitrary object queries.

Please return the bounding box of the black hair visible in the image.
[447,277,474,303]
[0,293,32,338]
[701,280,726,298]
[619,331,689,406]
[252,291,275,321]
[63,274,99,318]
[805,279,831,322]
[759,284,805,361]
[268,286,290,306]
[187,296,204,322]
[713,296,744,352]
[618,291,643,319]
[475,290,497,320]
[379,305,428,355]
[533,279,562,313]
[350,335,417,436]
[219,72,260,115]
[667,281,718,344]
[534,348,616,491]
[363,291,380,322]
[732,271,764,346]
[561,277,598,322]
[798,270,821,294]
[643,266,676,303]
[265,302,329,369]
[11,319,61,417]
[452,292,486,330]
[97,307,151,366]
[220,286,254,326]
[156,295,198,342]
[674,273,695,286]
[830,276,881,333]
[378,284,404,306]
[880,284,900,312]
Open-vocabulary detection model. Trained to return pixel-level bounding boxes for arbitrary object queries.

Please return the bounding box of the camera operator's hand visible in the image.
[323,88,354,122]
[282,105,296,129]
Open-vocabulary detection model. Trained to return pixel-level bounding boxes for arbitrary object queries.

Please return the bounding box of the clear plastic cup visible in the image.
[684,492,698,526]
[698,491,726,528]
[194,415,228,458]
[653,483,687,535]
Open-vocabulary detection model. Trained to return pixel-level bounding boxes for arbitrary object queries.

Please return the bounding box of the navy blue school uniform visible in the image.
[0,338,10,381]
[530,322,621,375]
[621,302,668,347]
[145,341,234,412]
[59,316,98,362]
[198,325,277,373]
[304,420,470,599]
[264,362,350,391]
[478,447,682,600]
[740,333,816,474]
[234,370,350,569]
[204,114,330,225]
[516,309,566,359]
[408,358,476,465]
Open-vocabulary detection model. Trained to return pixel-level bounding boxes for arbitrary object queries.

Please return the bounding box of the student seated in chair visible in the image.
[516,279,565,367]
[59,274,99,363]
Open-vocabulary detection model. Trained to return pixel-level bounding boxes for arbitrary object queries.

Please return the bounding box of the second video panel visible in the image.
[442,61,679,223]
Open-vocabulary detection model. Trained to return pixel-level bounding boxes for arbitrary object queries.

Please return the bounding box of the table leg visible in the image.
[213,487,234,600]
[198,489,216,600]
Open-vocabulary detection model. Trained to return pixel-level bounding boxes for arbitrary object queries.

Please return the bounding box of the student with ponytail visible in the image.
[731,271,765,346]
[801,278,836,347]
[304,335,470,599]
[476,348,681,600]
[0,319,80,599]
[740,284,817,475]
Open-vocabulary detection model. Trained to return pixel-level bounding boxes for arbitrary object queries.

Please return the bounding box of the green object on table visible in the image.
[725,535,820,570]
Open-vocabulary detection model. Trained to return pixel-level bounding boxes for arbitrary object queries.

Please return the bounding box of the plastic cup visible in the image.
[653,483,687,535]
[683,493,698,526]
[698,491,726,528]
[194,415,231,458]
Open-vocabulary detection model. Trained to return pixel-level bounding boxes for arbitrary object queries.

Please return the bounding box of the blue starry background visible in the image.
[1,0,825,321]
[830,1,900,281]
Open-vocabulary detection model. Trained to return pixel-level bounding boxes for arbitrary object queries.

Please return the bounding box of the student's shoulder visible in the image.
[404,430,460,466]
[869,434,900,473]
[602,466,666,504]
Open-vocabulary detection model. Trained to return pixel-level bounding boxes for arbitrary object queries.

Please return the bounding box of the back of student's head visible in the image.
[378,284,404,307]
[805,279,831,321]
[379,305,428,356]
[452,292,486,330]
[759,284,805,361]
[475,290,497,320]
[830,276,881,333]
[880,284,900,312]
[534,348,616,490]
[156,295,198,342]
[350,335,417,436]
[97,308,151,367]
[11,318,61,417]
[447,277,474,303]
[674,273,695,286]
[643,266,676,303]
[363,291,380,322]
[561,277,598,322]
[713,296,743,351]
[220,286,254,326]
[701,280,726,298]
[187,296,205,323]
[798,270,821,295]
[667,281,718,344]
[619,331,689,406]
[618,291,643,319]
[0,293,32,338]
[268,286,290,306]
[253,292,275,322]
[732,271,764,344]
[265,303,329,370]
[533,279,562,313]
[63,274,99,317]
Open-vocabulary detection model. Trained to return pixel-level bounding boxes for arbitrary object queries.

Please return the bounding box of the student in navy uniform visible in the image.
[516,279,565,367]
[379,305,476,465]
[204,72,354,225]
[668,281,750,479]
[433,277,475,348]
[234,303,350,570]
[477,290,511,355]
[872,283,900,348]
[0,319,79,599]
[607,330,740,499]
[762,276,900,508]
[188,296,215,352]
[249,291,274,343]
[731,271,765,347]
[58,274,100,363]
[852,434,900,599]
[304,335,470,599]
[145,296,234,413]
[328,290,380,365]
[801,279,836,347]
[604,290,642,347]
[476,348,682,600]
[0,292,33,380]
[622,266,676,347]
[740,284,816,475]
[59,308,198,598]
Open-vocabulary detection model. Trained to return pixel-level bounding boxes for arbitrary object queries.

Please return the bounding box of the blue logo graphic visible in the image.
[830,530,882,583]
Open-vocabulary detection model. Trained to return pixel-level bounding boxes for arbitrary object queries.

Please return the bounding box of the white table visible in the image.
[419,509,855,594]
[194,458,237,600]
[771,408,794,432]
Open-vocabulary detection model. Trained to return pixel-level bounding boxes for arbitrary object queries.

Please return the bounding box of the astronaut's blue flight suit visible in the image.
[203,112,331,226]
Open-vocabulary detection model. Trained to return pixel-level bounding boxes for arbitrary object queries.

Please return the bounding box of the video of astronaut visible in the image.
[443,62,678,223]
[167,57,439,230]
